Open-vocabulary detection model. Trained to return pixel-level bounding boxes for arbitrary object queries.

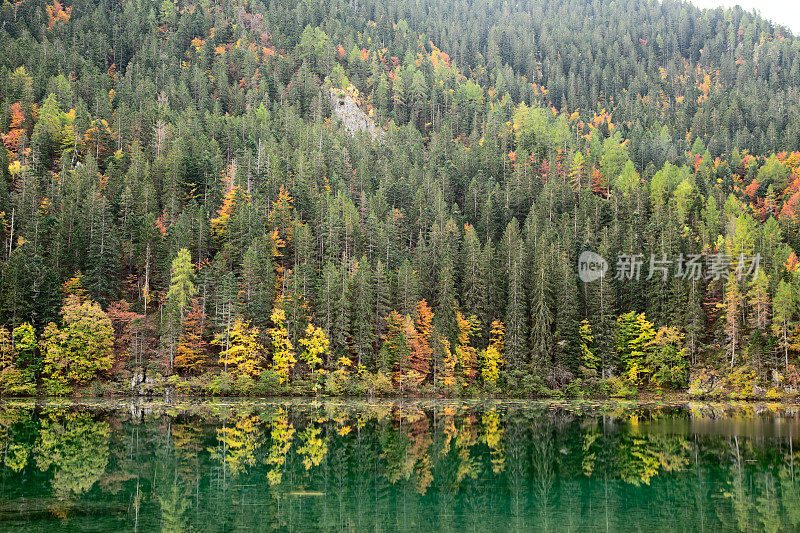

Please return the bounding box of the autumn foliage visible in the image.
[46,1,71,29]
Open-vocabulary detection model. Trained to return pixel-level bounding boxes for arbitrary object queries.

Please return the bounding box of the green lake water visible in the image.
[0,399,799,532]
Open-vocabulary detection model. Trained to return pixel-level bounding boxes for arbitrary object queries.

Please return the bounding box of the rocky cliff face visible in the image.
[330,88,384,139]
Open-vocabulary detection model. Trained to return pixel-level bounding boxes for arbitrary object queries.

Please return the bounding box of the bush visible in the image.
[44,377,72,396]
[324,371,346,396]
[209,372,233,396]
[352,371,393,397]
[546,366,575,390]
[165,374,190,395]
[766,387,784,401]
[602,376,637,398]
[687,367,724,399]
[564,378,585,398]
[86,379,115,397]
[0,367,37,396]
[187,372,215,395]
[502,369,559,397]
[256,369,284,396]
[726,368,758,400]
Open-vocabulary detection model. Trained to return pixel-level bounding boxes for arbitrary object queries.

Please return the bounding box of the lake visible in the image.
[1,399,799,531]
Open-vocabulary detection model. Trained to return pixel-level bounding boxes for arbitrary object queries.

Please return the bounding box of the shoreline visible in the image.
[3,391,800,405]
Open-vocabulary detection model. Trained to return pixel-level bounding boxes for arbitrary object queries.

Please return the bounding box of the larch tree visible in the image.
[720,275,744,368]
[579,319,599,373]
[454,311,478,384]
[408,300,434,385]
[773,280,796,371]
[165,248,196,371]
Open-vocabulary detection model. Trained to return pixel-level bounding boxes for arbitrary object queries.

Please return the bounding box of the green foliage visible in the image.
[166,248,196,319]
[41,296,114,390]
[616,312,656,384]
[1,0,800,399]
[645,327,688,389]
[579,319,599,372]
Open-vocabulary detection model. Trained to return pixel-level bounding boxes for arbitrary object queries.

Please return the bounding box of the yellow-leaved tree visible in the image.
[41,295,114,395]
[298,323,329,384]
[269,308,295,384]
[214,318,262,378]
[481,320,505,389]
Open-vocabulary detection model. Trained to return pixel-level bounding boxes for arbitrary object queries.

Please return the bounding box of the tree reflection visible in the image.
[34,411,110,500]
[0,401,796,530]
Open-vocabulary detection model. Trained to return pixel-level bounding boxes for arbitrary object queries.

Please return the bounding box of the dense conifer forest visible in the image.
[1,0,800,398]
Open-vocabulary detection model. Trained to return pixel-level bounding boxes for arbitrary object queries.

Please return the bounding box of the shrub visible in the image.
[44,377,72,396]
[766,387,784,401]
[726,368,758,400]
[564,378,585,398]
[256,369,284,396]
[86,379,115,397]
[209,372,233,396]
[235,374,256,396]
[602,376,637,398]
[0,367,36,396]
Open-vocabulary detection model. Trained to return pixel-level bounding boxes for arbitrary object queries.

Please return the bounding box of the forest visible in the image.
[1,0,800,398]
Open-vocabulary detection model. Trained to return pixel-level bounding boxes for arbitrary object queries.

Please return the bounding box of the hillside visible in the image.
[0,0,800,397]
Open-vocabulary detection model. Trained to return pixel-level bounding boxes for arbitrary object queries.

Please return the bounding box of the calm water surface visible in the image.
[1,398,799,532]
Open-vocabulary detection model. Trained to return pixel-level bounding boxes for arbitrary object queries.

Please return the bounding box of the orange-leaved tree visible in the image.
[175,299,208,375]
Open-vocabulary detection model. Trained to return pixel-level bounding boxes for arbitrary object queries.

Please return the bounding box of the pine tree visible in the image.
[86,196,118,305]
[435,257,458,341]
[396,258,419,317]
[382,310,411,384]
[317,260,342,365]
[462,223,487,331]
[241,238,276,330]
[349,257,374,367]
[555,253,581,372]
[530,251,553,369]
[373,261,391,342]
[505,240,527,370]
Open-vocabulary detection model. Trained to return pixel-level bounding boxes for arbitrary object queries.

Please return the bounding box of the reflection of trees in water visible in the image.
[505,415,526,529]
[531,420,555,532]
[2,402,800,530]
[34,411,110,501]
[265,407,294,486]
[159,483,190,533]
[209,413,263,480]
